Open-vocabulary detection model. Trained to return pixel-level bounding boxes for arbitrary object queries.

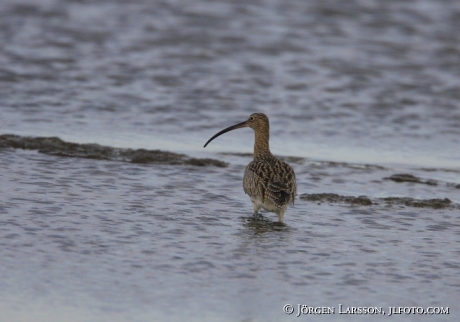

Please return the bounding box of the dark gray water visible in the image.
[1,0,460,321]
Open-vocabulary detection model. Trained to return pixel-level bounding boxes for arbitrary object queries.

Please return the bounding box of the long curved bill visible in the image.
[204,120,248,147]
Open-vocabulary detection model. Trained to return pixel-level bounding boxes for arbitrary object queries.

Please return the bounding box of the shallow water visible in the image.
[1,142,459,322]
[1,0,460,321]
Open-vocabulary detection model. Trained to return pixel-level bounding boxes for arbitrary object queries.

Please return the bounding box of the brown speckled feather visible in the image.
[244,157,297,208]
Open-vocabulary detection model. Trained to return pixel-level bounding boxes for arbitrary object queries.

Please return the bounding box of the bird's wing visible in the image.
[243,161,266,200]
[244,160,297,208]
[269,160,297,207]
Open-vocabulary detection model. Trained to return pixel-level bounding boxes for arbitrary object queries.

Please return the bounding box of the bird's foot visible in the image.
[253,212,263,220]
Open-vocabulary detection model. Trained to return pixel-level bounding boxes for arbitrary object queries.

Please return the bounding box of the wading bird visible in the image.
[204,113,297,222]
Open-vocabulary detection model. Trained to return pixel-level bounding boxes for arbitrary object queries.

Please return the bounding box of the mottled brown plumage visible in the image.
[204,113,297,222]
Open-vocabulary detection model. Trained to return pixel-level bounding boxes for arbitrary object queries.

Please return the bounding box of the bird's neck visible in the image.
[253,127,271,158]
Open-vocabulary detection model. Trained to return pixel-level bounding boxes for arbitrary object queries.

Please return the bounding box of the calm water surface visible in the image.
[1,0,459,321]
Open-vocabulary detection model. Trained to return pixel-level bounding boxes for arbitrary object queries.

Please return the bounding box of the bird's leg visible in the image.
[252,202,262,220]
[276,209,285,222]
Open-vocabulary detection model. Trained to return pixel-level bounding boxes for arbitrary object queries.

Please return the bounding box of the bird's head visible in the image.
[203,112,270,148]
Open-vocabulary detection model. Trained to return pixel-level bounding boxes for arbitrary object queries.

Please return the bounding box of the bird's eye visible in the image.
[249,116,254,121]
